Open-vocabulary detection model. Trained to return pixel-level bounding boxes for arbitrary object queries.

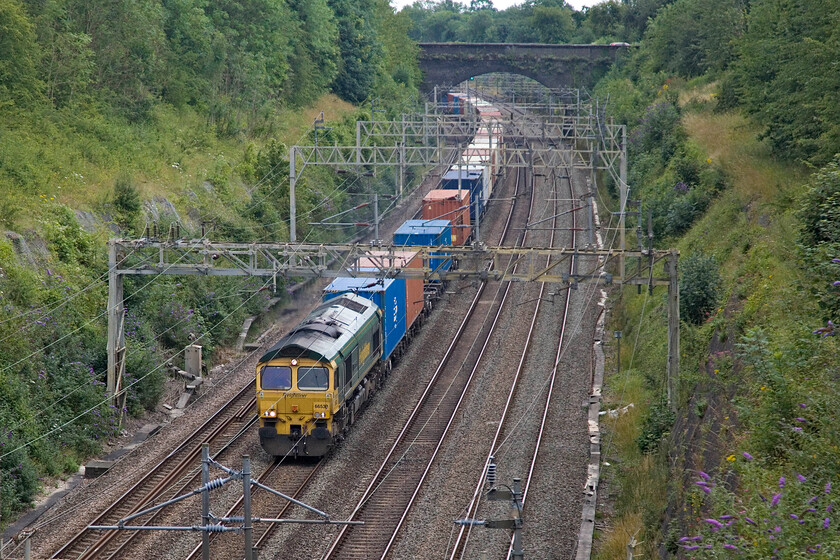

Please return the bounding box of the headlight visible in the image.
[265,409,276,417]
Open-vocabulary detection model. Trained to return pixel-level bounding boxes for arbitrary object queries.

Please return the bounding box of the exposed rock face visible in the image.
[143,196,182,224]
[5,230,49,266]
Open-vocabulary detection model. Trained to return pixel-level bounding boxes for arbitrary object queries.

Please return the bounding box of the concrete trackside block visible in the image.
[576,289,608,560]
[176,391,192,409]
[84,460,114,478]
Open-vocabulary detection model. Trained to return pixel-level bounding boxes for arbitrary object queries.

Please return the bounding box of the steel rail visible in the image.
[51,382,257,559]
[448,133,573,560]
[445,100,579,559]
[323,132,533,559]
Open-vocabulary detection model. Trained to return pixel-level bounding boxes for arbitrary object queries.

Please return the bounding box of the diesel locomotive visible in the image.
[257,91,502,458]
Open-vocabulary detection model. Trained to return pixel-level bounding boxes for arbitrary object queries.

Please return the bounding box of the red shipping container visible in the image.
[422,189,471,246]
[356,251,424,331]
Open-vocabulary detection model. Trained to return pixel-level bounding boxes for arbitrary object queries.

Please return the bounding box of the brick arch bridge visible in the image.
[417,43,625,93]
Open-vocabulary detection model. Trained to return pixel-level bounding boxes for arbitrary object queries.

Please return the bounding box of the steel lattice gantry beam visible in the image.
[105,238,676,401]
[288,137,625,241]
[110,239,671,285]
[290,141,619,173]
[356,116,621,147]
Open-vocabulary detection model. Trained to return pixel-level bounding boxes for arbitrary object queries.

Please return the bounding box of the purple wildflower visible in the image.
[810,496,819,504]
[833,258,840,263]
[825,518,830,529]
[771,493,782,507]
[683,545,699,550]
[795,427,803,431]
[826,482,831,494]
[744,517,756,525]
[720,515,735,520]
[790,514,799,520]
[780,477,786,488]
[705,518,724,529]
[800,403,807,408]
[834,281,840,287]
[742,452,754,461]
[698,471,711,481]
[796,418,807,422]
[723,544,738,550]
[798,474,808,483]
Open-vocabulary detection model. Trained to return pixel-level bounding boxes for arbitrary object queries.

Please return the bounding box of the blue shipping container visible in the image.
[393,220,452,274]
[323,277,407,360]
[441,168,484,222]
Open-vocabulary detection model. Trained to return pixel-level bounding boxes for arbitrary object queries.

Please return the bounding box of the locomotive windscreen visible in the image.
[297,367,329,390]
[260,366,292,390]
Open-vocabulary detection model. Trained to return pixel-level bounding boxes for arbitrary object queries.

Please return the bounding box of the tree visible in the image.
[581,0,626,42]
[621,0,673,42]
[0,0,43,106]
[643,0,744,77]
[66,0,167,118]
[468,0,494,11]
[285,0,340,106]
[733,0,840,165]
[531,5,575,43]
[329,0,382,103]
[160,0,219,108]
[23,0,95,108]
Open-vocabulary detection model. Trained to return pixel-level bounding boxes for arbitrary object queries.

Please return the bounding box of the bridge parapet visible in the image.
[417,42,624,93]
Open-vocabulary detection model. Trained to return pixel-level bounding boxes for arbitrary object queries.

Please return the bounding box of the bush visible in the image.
[799,156,840,247]
[42,204,95,266]
[113,174,141,234]
[637,398,675,454]
[797,157,840,319]
[680,252,721,325]
[0,431,39,519]
[629,99,684,165]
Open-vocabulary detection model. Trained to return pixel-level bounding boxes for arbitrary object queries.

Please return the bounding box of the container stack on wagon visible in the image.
[256,90,508,458]
[422,190,471,245]
[355,250,426,332]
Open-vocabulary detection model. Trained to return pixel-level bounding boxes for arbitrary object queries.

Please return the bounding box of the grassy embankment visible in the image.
[593,82,840,558]
[0,94,361,521]
[1,94,356,233]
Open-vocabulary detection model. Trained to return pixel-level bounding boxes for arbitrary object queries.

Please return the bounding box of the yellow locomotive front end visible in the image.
[256,294,383,458]
[257,357,337,458]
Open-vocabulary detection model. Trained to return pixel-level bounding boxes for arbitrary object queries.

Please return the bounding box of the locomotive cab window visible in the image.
[260,366,292,390]
[297,366,329,390]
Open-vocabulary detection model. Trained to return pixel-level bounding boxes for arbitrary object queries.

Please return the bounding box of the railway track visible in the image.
[448,124,578,559]
[51,381,257,560]
[321,154,538,559]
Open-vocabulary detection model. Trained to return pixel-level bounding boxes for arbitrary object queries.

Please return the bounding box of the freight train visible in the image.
[257,92,503,458]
